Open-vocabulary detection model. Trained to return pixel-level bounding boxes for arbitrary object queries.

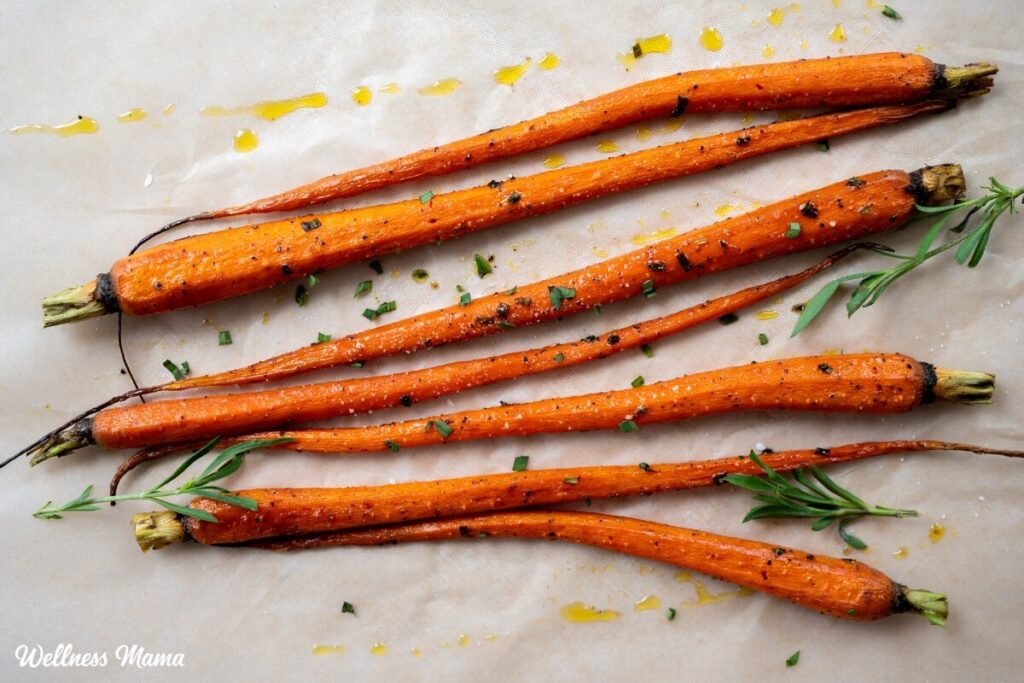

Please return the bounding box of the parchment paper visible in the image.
[2,1,1022,681]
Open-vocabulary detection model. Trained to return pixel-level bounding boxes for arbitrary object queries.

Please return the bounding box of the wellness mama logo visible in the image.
[14,643,185,669]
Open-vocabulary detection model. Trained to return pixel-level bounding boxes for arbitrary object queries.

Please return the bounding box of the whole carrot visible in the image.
[34,246,870,461]
[121,440,1018,545]
[152,353,997,456]
[43,103,954,325]
[155,53,994,225]
[133,509,949,624]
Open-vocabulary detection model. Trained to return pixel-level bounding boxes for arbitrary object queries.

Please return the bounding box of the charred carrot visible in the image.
[145,353,997,456]
[33,246,870,461]
[157,53,994,225]
[133,509,949,624]
[44,103,955,325]
[121,440,1020,544]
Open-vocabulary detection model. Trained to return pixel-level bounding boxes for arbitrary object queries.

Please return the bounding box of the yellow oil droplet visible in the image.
[914,44,926,53]
[418,78,462,96]
[162,103,176,116]
[560,602,620,623]
[117,108,148,123]
[929,523,946,543]
[636,126,653,142]
[660,209,671,219]
[822,348,842,355]
[660,119,683,134]
[893,546,909,559]
[676,572,750,606]
[370,643,388,656]
[777,109,804,122]
[633,34,672,56]
[233,129,258,153]
[495,58,532,86]
[538,52,560,70]
[596,140,620,153]
[351,85,373,106]
[742,112,754,125]
[312,644,345,656]
[591,246,609,258]
[410,647,422,657]
[543,153,566,168]
[715,204,743,217]
[261,311,270,325]
[799,38,810,50]
[866,0,880,7]
[631,227,678,245]
[9,115,99,137]
[767,8,785,26]
[633,595,662,612]
[763,43,775,58]
[483,634,499,642]
[699,27,724,52]
[616,51,637,71]
[755,310,778,321]
[380,82,400,95]
[457,634,470,647]
[202,92,327,121]
[832,0,842,6]
[829,23,847,42]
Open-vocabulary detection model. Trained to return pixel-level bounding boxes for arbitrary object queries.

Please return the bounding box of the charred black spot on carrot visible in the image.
[817,363,833,374]
[301,218,321,232]
[669,96,688,117]
[736,135,752,146]
[815,447,831,456]
[800,201,819,218]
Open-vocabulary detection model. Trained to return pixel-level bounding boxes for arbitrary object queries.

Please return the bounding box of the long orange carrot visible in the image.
[43,102,954,325]
[132,509,949,624]
[136,353,997,458]
[159,53,993,225]
[36,246,870,461]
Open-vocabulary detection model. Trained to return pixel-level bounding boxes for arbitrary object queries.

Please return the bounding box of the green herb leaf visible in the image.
[433,420,453,438]
[218,330,233,346]
[419,190,434,203]
[295,285,309,307]
[368,260,384,275]
[474,254,493,278]
[341,601,356,615]
[307,273,320,288]
[785,223,801,239]
[411,268,429,283]
[619,419,639,433]
[758,333,769,346]
[301,218,322,232]
[512,455,529,472]
[718,312,738,325]
[563,476,579,485]
[816,139,830,152]
[639,462,653,472]
[641,344,654,358]
[667,607,677,621]
[354,280,373,297]
[786,651,800,667]
[593,304,602,316]
[548,285,577,309]
[631,376,645,388]
[881,5,902,19]
[641,279,657,298]
[162,359,190,381]
[362,308,378,321]
[384,440,401,453]
[317,332,332,343]
[459,291,472,306]
[554,352,565,362]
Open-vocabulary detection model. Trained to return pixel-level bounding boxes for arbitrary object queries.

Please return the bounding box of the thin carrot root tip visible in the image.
[913,164,965,205]
[934,368,996,404]
[901,587,949,627]
[26,420,93,466]
[41,281,106,328]
[133,511,186,552]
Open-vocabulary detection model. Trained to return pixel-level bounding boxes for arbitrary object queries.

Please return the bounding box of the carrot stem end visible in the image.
[133,511,186,552]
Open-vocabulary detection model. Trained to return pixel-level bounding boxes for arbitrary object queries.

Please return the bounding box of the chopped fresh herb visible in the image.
[554,352,565,363]
[419,190,434,203]
[847,176,865,188]
[816,139,830,152]
[881,5,902,19]
[474,253,493,278]
[411,268,429,283]
[786,651,800,667]
[354,280,373,297]
[718,312,739,325]
[503,285,518,296]
[295,285,309,307]
[548,285,576,309]
[859,204,874,215]
[785,222,802,239]
[459,291,472,306]
[639,462,653,472]
[593,304,603,316]
[641,344,654,358]
[362,308,378,320]
[351,361,364,368]
[631,376,645,388]
[847,608,858,616]
[619,419,639,433]
[563,476,579,485]
[758,333,769,346]
[341,601,356,615]
[317,332,332,343]
[301,218,322,232]
[667,608,677,621]
[218,330,233,346]
[384,440,401,453]
[512,455,529,472]
[368,260,384,275]
[433,420,453,438]
[362,301,396,321]
[507,191,522,204]
[641,279,657,298]
[162,359,190,381]
[307,273,320,288]
[497,321,515,329]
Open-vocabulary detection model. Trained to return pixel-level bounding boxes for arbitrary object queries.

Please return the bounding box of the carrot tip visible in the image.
[942,63,998,91]
[27,419,93,466]
[900,586,949,627]
[42,280,107,327]
[133,511,185,552]
[933,368,995,405]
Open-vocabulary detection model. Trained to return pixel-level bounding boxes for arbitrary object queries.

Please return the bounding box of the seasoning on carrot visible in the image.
[134,508,951,624]
[135,53,995,229]
[42,102,958,326]
[29,245,876,463]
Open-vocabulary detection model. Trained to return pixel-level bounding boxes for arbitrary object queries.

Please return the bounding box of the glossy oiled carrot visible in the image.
[147,440,1017,546]
[45,102,953,326]
[187,353,996,454]
[168,53,993,224]
[133,509,949,624]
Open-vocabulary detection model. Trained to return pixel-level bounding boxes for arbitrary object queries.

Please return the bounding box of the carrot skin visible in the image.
[169,168,929,391]
[214,53,941,219]
[90,252,850,449]
[108,102,945,318]
[252,510,902,621]
[184,440,948,546]
[226,353,930,453]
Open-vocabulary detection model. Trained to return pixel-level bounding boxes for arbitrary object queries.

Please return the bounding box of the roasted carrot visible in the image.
[132,509,949,624]
[144,353,997,457]
[44,102,955,326]
[154,53,994,225]
[121,440,1019,544]
[33,246,871,462]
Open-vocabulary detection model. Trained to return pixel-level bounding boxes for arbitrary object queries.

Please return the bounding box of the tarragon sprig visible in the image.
[724,451,917,549]
[34,437,292,522]
[792,177,1023,336]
